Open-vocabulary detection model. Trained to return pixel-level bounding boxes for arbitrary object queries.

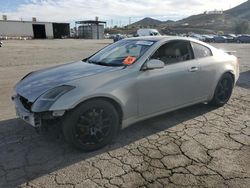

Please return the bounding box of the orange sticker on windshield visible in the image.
[123,56,136,65]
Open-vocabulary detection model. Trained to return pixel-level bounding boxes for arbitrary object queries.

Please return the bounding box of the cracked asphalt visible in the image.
[0,40,250,188]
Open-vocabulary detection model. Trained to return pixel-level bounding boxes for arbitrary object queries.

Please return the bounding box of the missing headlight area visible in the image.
[19,95,33,112]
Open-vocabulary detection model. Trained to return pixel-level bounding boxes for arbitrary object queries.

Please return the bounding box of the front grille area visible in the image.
[19,95,33,111]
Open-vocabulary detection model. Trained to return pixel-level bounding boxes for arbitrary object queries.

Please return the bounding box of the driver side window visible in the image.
[151,40,194,64]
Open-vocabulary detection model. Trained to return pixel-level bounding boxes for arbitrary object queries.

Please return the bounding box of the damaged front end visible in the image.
[12,94,42,127]
[12,84,75,129]
[12,95,67,136]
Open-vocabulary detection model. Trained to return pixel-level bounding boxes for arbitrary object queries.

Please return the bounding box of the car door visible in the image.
[191,42,215,98]
[136,40,203,116]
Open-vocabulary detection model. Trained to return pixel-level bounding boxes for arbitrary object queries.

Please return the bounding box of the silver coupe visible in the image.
[12,36,239,151]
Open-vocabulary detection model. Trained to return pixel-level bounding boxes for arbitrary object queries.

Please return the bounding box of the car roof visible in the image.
[124,35,216,52]
[125,36,200,42]
[125,36,171,42]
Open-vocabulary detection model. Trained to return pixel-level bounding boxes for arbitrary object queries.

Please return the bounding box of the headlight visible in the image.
[31,85,75,112]
[41,85,75,100]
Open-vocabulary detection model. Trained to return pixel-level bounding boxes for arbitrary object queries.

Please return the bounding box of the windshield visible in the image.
[86,40,155,67]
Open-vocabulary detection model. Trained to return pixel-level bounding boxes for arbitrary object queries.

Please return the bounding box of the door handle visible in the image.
[189,67,199,72]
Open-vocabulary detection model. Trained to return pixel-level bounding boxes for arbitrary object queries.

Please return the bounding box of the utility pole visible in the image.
[111,19,113,28]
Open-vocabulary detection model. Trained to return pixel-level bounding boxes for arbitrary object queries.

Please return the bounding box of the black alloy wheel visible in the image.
[210,73,234,107]
[74,108,112,146]
[63,99,119,151]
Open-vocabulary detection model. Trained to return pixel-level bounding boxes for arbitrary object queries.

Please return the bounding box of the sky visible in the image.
[0,0,247,27]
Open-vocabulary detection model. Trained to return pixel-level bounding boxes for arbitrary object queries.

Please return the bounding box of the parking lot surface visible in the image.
[0,40,250,188]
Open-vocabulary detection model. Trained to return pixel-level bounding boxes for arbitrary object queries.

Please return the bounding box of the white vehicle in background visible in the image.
[137,29,161,37]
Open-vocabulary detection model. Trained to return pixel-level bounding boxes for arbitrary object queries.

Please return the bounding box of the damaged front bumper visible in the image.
[12,94,66,129]
[12,95,42,127]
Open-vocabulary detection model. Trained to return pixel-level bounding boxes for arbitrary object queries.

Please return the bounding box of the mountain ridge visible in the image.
[131,17,163,26]
[225,0,250,20]
[129,1,250,33]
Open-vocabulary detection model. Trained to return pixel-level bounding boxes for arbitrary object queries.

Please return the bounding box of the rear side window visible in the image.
[191,42,212,59]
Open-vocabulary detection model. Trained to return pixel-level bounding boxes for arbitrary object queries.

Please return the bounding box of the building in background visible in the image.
[75,18,106,39]
[204,10,224,15]
[0,15,70,39]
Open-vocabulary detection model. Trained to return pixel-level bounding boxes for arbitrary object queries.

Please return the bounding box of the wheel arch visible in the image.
[223,70,235,84]
[75,96,124,125]
[209,71,235,106]
[209,70,235,101]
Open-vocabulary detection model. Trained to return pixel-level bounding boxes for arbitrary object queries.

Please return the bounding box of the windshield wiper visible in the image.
[88,60,123,67]
[88,60,110,66]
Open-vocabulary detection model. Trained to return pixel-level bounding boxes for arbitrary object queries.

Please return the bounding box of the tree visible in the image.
[235,21,250,34]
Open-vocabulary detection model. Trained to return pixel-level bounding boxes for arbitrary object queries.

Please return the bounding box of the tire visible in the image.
[62,99,120,151]
[209,73,234,107]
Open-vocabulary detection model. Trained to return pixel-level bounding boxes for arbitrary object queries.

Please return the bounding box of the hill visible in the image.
[170,13,238,33]
[226,0,250,20]
[131,17,163,27]
[123,1,250,34]
[162,1,250,34]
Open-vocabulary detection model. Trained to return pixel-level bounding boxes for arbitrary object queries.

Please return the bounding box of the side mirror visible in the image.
[143,59,165,70]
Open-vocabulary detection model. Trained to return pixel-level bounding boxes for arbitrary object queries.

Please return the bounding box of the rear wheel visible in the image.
[62,99,119,151]
[209,73,234,107]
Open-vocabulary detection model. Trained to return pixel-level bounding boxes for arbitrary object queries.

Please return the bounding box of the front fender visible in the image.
[49,91,123,112]
[48,71,139,120]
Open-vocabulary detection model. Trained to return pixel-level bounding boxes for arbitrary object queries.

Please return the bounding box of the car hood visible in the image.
[15,61,124,102]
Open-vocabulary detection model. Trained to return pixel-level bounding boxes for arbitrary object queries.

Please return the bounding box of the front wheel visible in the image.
[62,99,120,151]
[209,73,234,107]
